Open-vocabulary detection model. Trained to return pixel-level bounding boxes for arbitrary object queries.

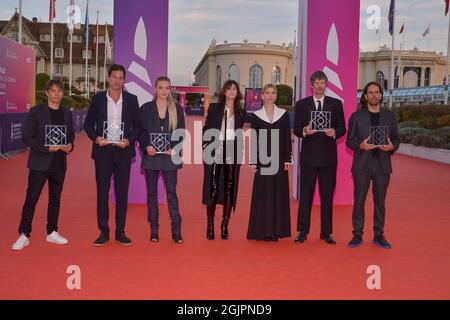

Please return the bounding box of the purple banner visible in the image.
[245,88,263,113]
[0,112,27,153]
[114,0,169,204]
[0,36,35,113]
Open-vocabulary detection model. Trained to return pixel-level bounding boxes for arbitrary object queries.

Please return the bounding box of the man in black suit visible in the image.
[84,64,141,246]
[12,79,75,251]
[346,82,400,249]
[293,71,346,245]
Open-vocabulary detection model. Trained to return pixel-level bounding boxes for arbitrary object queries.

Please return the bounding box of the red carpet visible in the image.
[1,116,450,300]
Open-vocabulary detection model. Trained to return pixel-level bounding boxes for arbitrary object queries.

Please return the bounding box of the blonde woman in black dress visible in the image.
[247,84,292,241]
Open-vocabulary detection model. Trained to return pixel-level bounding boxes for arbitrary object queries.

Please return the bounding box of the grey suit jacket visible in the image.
[138,100,185,171]
[346,107,400,174]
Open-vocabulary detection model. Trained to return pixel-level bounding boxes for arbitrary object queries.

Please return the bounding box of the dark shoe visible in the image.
[294,233,307,243]
[320,234,337,245]
[270,235,279,242]
[150,233,159,242]
[373,236,392,249]
[172,234,183,244]
[115,233,132,246]
[93,233,109,247]
[207,224,215,240]
[348,236,363,248]
[221,217,230,240]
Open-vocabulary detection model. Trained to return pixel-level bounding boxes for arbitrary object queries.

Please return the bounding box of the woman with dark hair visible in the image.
[202,80,245,240]
[139,76,185,244]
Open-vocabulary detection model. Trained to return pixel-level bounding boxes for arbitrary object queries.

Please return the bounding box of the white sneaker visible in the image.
[12,234,30,251]
[46,231,69,245]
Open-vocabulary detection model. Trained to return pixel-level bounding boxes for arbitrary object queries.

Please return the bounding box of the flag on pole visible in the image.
[103,22,110,90]
[105,24,112,62]
[49,0,56,21]
[399,23,405,34]
[83,1,89,41]
[68,0,75,35]
[389,0,395,36]
[445,0,450,16]
[423,25,430,37]
[94,11,99,55]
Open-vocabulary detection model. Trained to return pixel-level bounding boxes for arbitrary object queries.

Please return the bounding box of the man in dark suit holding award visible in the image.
[12,79,74,251]
[84,64,141,247]
[293,71,346,245]
[346,82,400,249]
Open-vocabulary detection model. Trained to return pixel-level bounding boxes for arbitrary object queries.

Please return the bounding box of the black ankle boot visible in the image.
[206,206,215,240]
[221,215,230,240]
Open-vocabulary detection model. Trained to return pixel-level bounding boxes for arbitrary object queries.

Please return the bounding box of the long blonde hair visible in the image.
[155,76,177,131]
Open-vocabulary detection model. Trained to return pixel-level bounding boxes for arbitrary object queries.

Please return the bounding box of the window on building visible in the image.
[424,67,431,87]
[216,65,222,93]
[54,64,64,76]
[55,48,64,58]
[249,64,263,88]
[11,30,18,41]
[394,67,399,88]
[376,71,385,86]
[272,66,281,84]
[40,34,51,42]
[82,49,92,60]
[68,34,83,43]
[228,64,240,83]
[84,65,92,78]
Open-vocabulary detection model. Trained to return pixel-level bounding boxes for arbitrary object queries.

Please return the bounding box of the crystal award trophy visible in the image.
[45,125,67,146]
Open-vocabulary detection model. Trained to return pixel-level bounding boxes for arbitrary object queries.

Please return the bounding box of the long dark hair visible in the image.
[360,81,384,108]
[218,80,244,116]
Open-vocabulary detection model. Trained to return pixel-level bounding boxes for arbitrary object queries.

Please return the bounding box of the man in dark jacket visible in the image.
[12,79,74,251]
[84,64,141,247]
[294,71,346,245]
[346,81,400,249]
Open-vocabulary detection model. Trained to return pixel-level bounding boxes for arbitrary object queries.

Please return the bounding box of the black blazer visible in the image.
[201,102,246,209]
[346,107,400,174]
[22,104,75,171]
[294,95,346,167]
[202,103,245,152]
[138,100,185,171]
[84,90,141,161]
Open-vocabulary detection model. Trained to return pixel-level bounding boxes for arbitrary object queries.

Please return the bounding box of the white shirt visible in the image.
[107,90,123,126]
[214,106,235,164]
[314,96,325,111]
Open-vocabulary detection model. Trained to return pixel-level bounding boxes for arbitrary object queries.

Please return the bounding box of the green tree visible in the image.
[275,84,293,106]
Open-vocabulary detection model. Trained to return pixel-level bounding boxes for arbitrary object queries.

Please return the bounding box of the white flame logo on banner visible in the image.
[124,17,154,106]
[323,23,344,104]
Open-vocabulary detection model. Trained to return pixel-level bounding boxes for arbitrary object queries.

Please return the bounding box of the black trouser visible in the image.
[297,165,336,236]
[18,167,66,237]
[352,157,390,237]
[94,154,131,236]
[145,169,182,236]
[210,163,233,215]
